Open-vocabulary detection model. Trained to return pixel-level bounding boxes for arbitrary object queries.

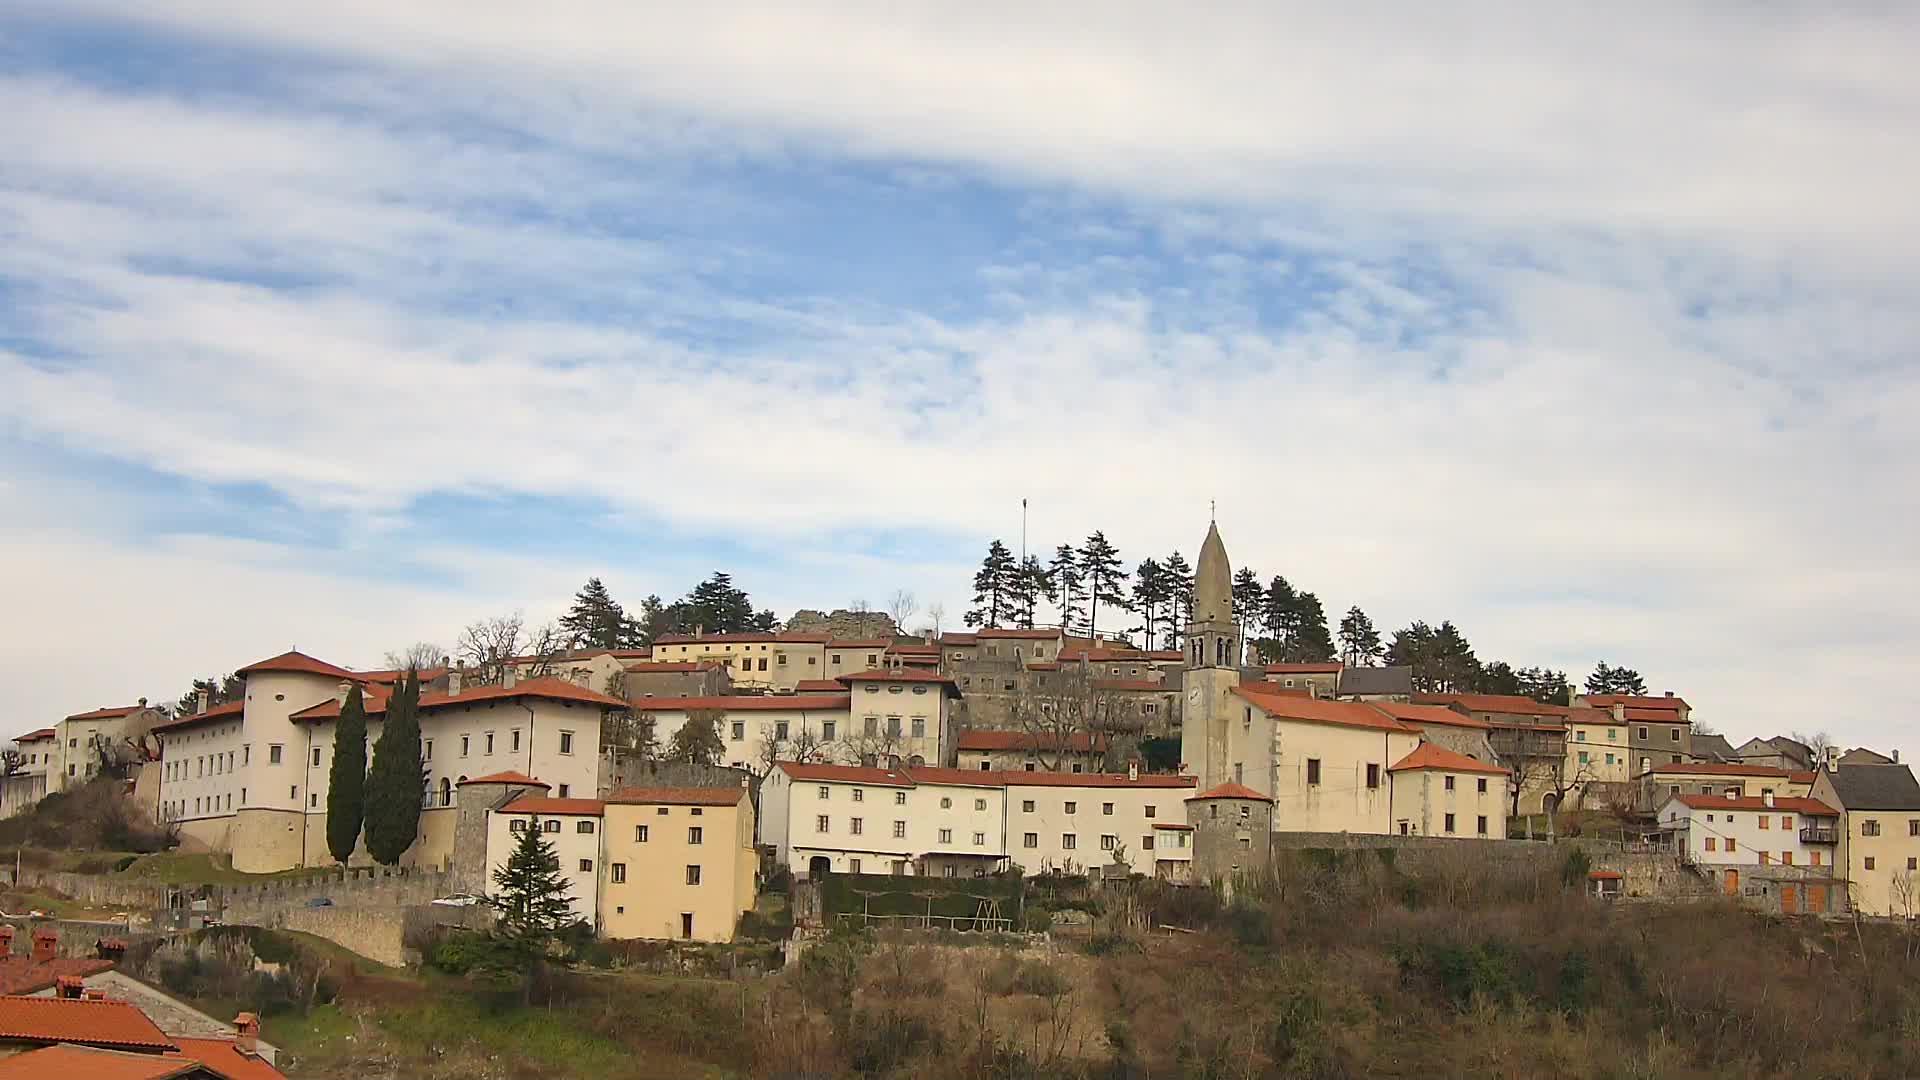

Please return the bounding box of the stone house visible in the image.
[621,660,731,700]
[1386,743,1510,840]
[1260,662,1341,698]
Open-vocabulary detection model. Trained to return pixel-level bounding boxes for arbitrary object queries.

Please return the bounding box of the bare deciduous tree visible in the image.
[887,590,917,633]
[1792,730,1835,767]
[0,749,22,777]
[753,719,833,777]
[1006,664,1141,772]
[926,602,945,639]
[383,641,446,672]
[455,612,566,686]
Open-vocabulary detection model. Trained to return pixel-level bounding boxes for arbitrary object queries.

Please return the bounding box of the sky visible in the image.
[2,5,1916,760]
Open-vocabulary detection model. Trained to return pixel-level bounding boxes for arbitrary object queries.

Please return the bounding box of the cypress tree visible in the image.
[364,670,425,865]
[325,685,369,864]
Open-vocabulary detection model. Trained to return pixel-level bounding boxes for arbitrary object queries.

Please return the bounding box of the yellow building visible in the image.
[1230,685,1423,834]
[1387,742,1511,839]
[1810,764,1920,918]
[599,786,757,942]
[1564,707,1632,785]
[647,633,833,692]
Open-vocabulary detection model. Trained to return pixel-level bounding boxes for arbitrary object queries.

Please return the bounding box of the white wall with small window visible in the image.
[1002,774,1196,875]
[485,796,606,928]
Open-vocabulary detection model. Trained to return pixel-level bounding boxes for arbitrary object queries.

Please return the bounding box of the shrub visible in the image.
[1560,848,1592,889]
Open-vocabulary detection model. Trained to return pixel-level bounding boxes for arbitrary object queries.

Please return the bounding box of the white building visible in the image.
[627,693,852,772]
[1002,769,1197,875]
[1,728,56,816]
[1386,742,1511,839]
[1658,792,1843,878]
[487,794,606,929]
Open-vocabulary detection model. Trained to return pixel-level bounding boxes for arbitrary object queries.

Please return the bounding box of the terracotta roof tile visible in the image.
[1389,743,1510,775]
[974,629,1064,640]
[499,796,605,816]
[292,677,626,722]
[1365,702,1492,730]
[652,632,832,645]
[622,661,720,673]
[623,694,850,712]
[605,787,747,807]
[1649,762,1791,778]
[1263,662,1343,674]
[897,766,1008,788]
[61,706,148,723]
[150,699,246,734]
[1414,692,1574,718]
[0,956,115,996]
[825,639,892,650]
[1669,794,1838,815]
[1233,686,1421,733]
[1188,782,1272,802]
[1622,708,1687,723]
[0,994,175,1050]
[13,728,56,743]
[835,668,958,687]
[457,771,549,788]
[776,761,914,786]
[167,1037,289,1080]
[0,1045,203,1080]
[995,771,1195,790]
[235,650,356,680]
[1586,694,1690,711]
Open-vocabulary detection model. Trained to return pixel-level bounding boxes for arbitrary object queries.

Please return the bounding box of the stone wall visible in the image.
[222,866,447,925]
[278,906,411,968]
[598,759,752,796]
[1263,831,1717,903]
[11,868,177,910]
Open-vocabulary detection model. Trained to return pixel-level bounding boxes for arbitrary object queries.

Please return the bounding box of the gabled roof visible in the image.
[1233,686,1421,734]
[794,679,846,693]
[1336,665,1414,697]
[1690,733,1739,762]
[167,1036,289,1080]
[13,728,56,743]
[886,643,939,655]
[150,700,245,734]
[938,633,978,646]
[776,761,913,786]
[291,677,626,722]
[1364,702,1491,730]
[1820,764,1920,810]
[621,694,850,713]
[62,706,148,723]
[975,628,1064,640]
[0,994,175,1051]
[892,766,1007,788]
[606,787,747,807]
[835,669,959,690]
[1389,743,1510,775]
[0,955,114,996]
[653,632,832,645]
[457,771,549,788]
[1263,662,1342,675]
[235,650,355,680]
[996,771,1195,790]
[774,761,1195,790]
[1586,693,1689,712]
[1668,794,1837,815]
[0,1045,203,1080]
[1414,692,1573,719]
[955,730,1107,753]
[1622,708,1688,723]
[622,661,721,673]
[1187,782,1271,802]
[1648,762,1791,778]
[500,796,604,816]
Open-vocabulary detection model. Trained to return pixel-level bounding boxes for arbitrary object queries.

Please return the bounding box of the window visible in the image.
[1911,819,1919,837]
[1578,751,1590,765]
[1670,728,1680,741]
[636,825,649,842]
[850,817,863,835]
[461,736,471,757]
[1142,834,1155,851]
[1759,852,1770,865]
[1726,837,1737,852]
[1103,802,1115,815]
[818,786,832,800]
[1024,833,1038,848]
[289,785,297,800]
[424,740,433,761]
[559,730,577,755]
[269,744,283,765]
[1072,763,1084,774]
[312,747,323,767]
[578,858,593,872]
[822,721,836,742]
[731,721,746,741]
[689,827,703,845]
[980,762,991,771]
[1864,856,1875,871]
[816,815,830,833]
[1477,778,1488,794]
[1477,815,1488,836]
[852,789,864,802]
[1811,850,1822,867]
[1366,764,1380,789]
[610,863,626,883]
[1022,799,1035,813]
[892,821,906,838]
[543,820,560,833]
[911,718,925,738]
[975,798,987,811]
[1145,804,1157,816]
[310,793,319,808]
[1863,820,1882,837]
[1705,837,1717,852]
[577,820,595,834]
[1444,775,1456,792]
[1759,816,1770,830]
[1306,759,1321,786]
[686,865,702,885]
[864,717,878,736]
[1100,834,1117,851]
[1910,857,1918,872]
[939,828,952,844]
[886,717,901,737]
[1638,727,1648,740]
[1444,813,1456,834]
[849,858,861,873]
[243,745,251,766]
[1062,834,1076,850]
[893,791,907,806]
[973,831,985,846]
[777,653,788,666]
[940,797,952,809]
[775,721,789,741]
[511,728,521,752]
[1065,801,1077,815]
[1782,852,1794,866]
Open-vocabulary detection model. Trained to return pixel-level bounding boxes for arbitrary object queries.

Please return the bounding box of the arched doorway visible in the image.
[1541,792,1560,817]
[809,856,832,879]
[439,777,452,806]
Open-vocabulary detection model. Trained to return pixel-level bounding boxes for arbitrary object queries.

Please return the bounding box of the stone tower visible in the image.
[1179,521,1244,791]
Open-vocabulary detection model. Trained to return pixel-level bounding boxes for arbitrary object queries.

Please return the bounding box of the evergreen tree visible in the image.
[488,823,576,954]
[964,540,1017,628]
[1078,532,1128,640]
[1517,666,1571,705]
[325,685,369,865]
[559,577,641,651]
[1388,621,1481,693]
[665,711,725,765]
[1011,555,1047,629]
[1338,606,1384,667]
[174,673,244,716]
[634,594,674,645]
[1478,660,1524,696]
[1046,544,1084,634]
[678,573,761,634]
[1161,551,1194,647]
[1231,568,1264,643]
[1130,558,1167,649]
[1585,662,1647,695]
[1262,576,1300,649]
[364,670,425,865]
[1288,591,1336,662]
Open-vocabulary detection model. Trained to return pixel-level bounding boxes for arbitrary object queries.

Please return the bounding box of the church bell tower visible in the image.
[1179,520,1242,790]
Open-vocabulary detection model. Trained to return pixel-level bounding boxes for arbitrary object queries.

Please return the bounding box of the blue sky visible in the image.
[3,4,1918,760]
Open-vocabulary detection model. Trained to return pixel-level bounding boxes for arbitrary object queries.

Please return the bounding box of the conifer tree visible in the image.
[1231,568,1264,643]
[1078,531,1128,639]
[1130,558,1167,649]
[560,577,641,650]
[488,823,576,953]
[325,685,369,864]
[1288,591,1336,662]
[1161,551,1194,646]
[965,540,1017,628]
[1339,606,1384,667]
[1011,555,1046,629]
[364,670,424,865]
[665,711,726,765]
[1046,544,1084,634]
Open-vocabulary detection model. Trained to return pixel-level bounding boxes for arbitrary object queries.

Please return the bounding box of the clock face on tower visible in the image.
[1187,685,1202,709]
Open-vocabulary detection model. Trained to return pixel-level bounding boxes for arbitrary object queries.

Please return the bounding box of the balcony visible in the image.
[1799,826,1839,845]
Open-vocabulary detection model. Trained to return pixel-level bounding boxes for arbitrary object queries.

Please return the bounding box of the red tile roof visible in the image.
[1365,702,1492,730]
[1091,679,1166,692]
[1669,794,1838,815]
[291,677,627,722]
[1649,762,1792,778]
[895,766,1007,788]
[1622,708,1688,723]
[235,650,356,680]
[975,629,1064,640]
[835,669,958,687]
[606,787,747,807]
[0,1045,203,1080]
[777,760,1195,790]
[825,639,892,650]
[167,1037,288,1080]
[150,699,246,734]
[1389,743,1510,776]
[13,728,55,743]
[0,994,174,1050]
[622,661,720,673]
[0,956,114,996]
[1188,782,1272,802]
[653,632,832,645]
[1058,647,1151,663]
[997,771,1196,790]
[1263,663,1343,675]
[886,643,939,655]
[1233,686,1421,733]
[622,695,850,713]
[776,761,913,786]
[62,706,147,723]
[356,667,449,685]
[1152,822,1194,831]
[1415,692,1574,718]
[499,796,605,816]
[457,771,549,788]
[938,633,978,646]
[1586,694,1690,712]
[955,730,1107,753]
[794,679,846,693]
[1788,771,1817,785]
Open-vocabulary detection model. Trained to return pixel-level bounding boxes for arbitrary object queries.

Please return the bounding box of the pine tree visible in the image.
[1076,532,1127,640]
[1338,606,1384,667]
[1046,544,1084,634]
[965,540,1017,628]
[665,711,726,765]
[1161,551,1194,647]
[1231,568,1264,643]
[364,670,425,865]
[680,573,760,634]
[488,823,577,952]
[1011,555,1046,629]
[1517,666,1571,705]
[1288,591,1336,662]
[325,685,369,865]
[1130,558,1167,649]
[1262,575,1300,654]
[1585,662,1646,695]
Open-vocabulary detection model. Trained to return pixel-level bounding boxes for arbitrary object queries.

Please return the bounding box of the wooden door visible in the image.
[1781,885,1798,914]
[1808,885,1827,913]
[1723,868,1739,896]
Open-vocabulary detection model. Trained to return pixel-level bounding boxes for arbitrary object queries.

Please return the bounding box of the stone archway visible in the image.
[809,856,832,879]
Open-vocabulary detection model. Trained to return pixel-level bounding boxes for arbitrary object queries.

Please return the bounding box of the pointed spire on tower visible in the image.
[1193,520,1232,628]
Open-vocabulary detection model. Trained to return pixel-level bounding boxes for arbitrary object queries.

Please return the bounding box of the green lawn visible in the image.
[114,852,325,885]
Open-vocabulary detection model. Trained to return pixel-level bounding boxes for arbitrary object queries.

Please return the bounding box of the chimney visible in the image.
[1763,791,1775,808]
[82,988,107,1001]
[137,697,147,708]
[1894,749,1902,764]
[55,975,84,999]
[0,925,16,955]
[1128,760,1139,781]
[447,664,463,697]
[336,681,351,706]
[1826,746,1839,773]
[233,1012,260,1057]
[95,938,127,961]
[1664,690,1674,699]
[502,665,518,690]
[32,927,57,964]
[197,688,211,714]
[1725,789,1738,801]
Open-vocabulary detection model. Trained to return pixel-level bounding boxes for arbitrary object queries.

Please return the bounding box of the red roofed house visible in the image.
[1657,791,1845,912]
[599,786,757,942]
[487,794,607,927]
[1416,693,1573,816]
[620,659,733,700]
[1260,662,1342,698]
[152,651,624,873]
[953,729,1110,774]
[1185,782,1273,883]
[647,632,841,693]
[8,699,170,813]
[1387,743,1511,839]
